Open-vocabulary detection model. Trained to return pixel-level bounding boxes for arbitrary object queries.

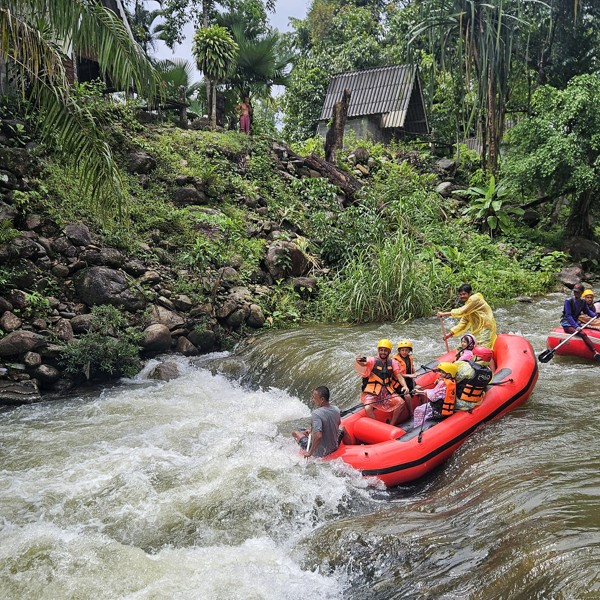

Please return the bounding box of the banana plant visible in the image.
[455,175,524,236]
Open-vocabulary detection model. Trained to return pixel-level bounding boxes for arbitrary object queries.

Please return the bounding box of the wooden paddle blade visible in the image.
[538,349,555,363]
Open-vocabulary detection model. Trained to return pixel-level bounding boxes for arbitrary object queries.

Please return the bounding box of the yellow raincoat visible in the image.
[449,292,497,349]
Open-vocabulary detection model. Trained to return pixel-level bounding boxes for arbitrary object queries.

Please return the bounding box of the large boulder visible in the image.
[563,237,600,263]
[72,266,147,312]
[557,265,585,289]
[265,241,309,280]
[0,330,45,357]
[128,151,157,174]
[148,361,180,381]
[65,223,92,247]
[0,311,22,333]
[188,328,217,352]
[141,324,172,351]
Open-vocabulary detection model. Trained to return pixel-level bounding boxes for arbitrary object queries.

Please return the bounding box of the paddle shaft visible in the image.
[539,318,597,362]
[439,316,451,353]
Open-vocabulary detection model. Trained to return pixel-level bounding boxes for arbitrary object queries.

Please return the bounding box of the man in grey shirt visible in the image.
[292,386,341,458]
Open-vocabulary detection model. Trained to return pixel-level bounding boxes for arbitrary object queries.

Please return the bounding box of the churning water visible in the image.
[1,294,599,599]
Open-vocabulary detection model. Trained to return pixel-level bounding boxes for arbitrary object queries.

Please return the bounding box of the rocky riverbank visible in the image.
[0,123,388,405]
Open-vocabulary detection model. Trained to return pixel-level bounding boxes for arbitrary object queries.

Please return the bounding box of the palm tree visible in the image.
[0,0,161,216]
[227,22,294,100]
[193,25,238,130]
[125,0,165,56]
[155,58,206,118]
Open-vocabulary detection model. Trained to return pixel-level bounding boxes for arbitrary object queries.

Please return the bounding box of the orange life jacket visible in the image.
[362,358,396,395]
[457,362,493,403]
[391,353,414,392]
[430,378,456,418]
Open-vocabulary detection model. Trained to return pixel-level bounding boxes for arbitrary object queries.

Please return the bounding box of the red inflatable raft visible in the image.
[324,333,538,487]
[545,326,600,360]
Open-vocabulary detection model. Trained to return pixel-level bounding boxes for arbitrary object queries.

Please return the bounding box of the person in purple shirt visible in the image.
[560,283,600,361]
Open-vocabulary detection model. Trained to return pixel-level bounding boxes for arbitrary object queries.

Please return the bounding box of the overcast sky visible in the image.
[151,0,309,68]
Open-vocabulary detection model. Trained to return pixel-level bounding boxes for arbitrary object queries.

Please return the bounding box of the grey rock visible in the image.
[128,151,157,174]
[123,260,147,277]
[557,265,585,289]
[265,241,309,280]
[435,181,454,197]
[246,304,265,329]
[139,270,161,285]
[0,311,22,332]
[175,336,198,356]
[23,352,42,367]
[0,297,12,312]
[226,306,250,329]
[0,330,45,356]
[157,296,176,311]
[72,266,146,312]
[33,364,61,384]
[563,237,600,263]
[65,223,92,246]
[436,158,456,173]
[0,379,41,405]
[70,314,94,334]
[188,328,217,352]
[148,305,185,330]
[514,296,534,303]
[141,323,172,351]
[0,200,18,221]
[100,248,125,268]
[172,294,193,312]
[51,264,70,278]
[54,318,74,342]
[173,187,207,206]
[148,361,180,381]
[292,277,318,298]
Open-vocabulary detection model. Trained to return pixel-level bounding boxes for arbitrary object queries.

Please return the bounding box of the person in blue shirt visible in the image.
[560,283,600,361]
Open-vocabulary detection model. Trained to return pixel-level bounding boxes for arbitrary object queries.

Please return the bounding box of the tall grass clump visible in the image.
[316,231,432,322]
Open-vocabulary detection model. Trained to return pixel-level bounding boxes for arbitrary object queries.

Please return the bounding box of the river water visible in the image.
[1,294,599,599]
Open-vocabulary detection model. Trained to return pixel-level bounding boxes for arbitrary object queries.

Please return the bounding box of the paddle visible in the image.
[538,319,596,363]
[439,316,451,353]
[305,434,312,459]
[340,398,387,417]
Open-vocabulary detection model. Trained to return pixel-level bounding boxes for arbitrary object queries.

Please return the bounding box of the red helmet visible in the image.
[473,346,493,362]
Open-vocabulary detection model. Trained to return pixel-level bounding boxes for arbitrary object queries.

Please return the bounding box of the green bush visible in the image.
[60,306,142,379]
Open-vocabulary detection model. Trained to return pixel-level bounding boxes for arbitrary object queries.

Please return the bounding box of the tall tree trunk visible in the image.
[324,89,351,164]
[211,79,217,130]
[567,190,595,239]
[179,85,187,129]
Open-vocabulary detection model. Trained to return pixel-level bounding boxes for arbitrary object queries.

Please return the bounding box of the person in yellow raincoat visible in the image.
[437,283,497,349]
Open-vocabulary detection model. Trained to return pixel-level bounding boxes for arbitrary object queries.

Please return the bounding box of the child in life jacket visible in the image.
[454,334,476,362]
[412,362,457,428]
[392,339,420,413]
[454,346,493,411]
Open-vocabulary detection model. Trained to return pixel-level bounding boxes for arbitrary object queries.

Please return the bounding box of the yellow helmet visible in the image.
[436,362,458,378]
[397,340,413,350]
[583,289,594,298]
[377,338,393,350]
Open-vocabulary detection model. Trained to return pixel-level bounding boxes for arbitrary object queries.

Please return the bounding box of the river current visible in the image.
[1,293,599,599]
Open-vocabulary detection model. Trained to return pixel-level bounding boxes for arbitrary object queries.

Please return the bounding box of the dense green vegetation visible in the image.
[2,0,599,336]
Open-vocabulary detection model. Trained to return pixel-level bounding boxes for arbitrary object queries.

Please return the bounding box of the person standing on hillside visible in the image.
[237,96,253,135]
[437,283,497,349]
